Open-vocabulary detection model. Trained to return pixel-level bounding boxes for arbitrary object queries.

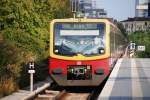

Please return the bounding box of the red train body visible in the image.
[49,58,109,86]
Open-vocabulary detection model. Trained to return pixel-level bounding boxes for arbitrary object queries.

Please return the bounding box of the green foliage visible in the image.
[117,22,128,37]
[128,31,150,58]
[0,35,23,97]
[0,0,72,96]
[0,0,71,58]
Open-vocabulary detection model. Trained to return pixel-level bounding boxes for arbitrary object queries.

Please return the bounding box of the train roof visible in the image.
[51,18,121,32]
[51,18,117,24]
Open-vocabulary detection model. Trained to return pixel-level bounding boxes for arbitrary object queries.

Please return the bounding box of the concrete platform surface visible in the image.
[0,90,30,100]
[98,58,150,100]
[0,78,51,100]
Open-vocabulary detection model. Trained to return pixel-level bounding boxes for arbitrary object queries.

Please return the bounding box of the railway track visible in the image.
[35,89,90,100]
[23,70,110,100]
[22,82,94,100]
[23,75,109,100]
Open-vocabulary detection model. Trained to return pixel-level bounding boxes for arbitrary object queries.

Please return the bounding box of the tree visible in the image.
[0,0,72,96]
[117,22,127,37]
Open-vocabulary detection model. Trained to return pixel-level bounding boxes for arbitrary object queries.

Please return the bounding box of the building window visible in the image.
[139,0,149,5]
[138,9,148,17]
[145,22,148,26]
[125,23,128,29]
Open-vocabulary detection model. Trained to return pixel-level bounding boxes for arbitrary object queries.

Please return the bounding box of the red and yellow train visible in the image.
[49,18,127,86]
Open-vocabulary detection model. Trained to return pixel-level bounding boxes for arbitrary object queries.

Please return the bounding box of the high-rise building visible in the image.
[79,0,92,11]
[70,0,107,18]
[135,0,150,17]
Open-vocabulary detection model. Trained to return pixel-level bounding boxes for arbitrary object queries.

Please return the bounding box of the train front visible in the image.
[49,19,110,86]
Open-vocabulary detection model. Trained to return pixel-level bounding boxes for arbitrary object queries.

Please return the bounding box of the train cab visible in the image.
[49,18,126,86]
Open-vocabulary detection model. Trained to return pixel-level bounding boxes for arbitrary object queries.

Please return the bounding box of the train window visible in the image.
[60,30,100,36]
[61,23,98,30]
[54,22,106,57]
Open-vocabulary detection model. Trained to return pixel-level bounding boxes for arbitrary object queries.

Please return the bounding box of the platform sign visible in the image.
[137,46,145,51]
[28,62,35,73]
[28,61,35,92]
[28,70,35,74]
[129,43,136,50]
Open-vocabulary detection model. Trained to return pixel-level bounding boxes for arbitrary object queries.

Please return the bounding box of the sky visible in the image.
[96,0,136,21]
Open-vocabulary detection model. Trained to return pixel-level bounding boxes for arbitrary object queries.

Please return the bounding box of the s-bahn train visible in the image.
[49,18,127,86]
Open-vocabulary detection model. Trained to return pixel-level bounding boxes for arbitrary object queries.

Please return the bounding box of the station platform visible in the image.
[98,58,150,100]
[0,78,51,100]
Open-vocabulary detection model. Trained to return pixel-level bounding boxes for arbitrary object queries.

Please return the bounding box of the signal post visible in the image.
[28,61,35,92]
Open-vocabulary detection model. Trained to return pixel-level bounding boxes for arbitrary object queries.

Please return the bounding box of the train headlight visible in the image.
[100,49,105,53]
[55,49,59,53]
[98,49,105,54]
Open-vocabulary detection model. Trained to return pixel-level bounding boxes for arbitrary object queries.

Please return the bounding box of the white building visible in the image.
[121,17,150,33]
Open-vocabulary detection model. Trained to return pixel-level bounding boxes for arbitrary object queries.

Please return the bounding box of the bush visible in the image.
[128,31,150,58]
[0,35,22,96]
[0,77,18,97]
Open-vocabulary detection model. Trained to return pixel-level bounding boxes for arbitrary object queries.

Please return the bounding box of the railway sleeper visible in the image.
[45,90,60,95]
[37,94,60,100]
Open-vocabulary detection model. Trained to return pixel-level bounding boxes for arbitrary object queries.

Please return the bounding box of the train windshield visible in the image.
[54,23,105,57]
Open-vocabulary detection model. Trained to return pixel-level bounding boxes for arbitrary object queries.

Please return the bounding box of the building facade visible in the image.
[122,0,150,34]
[121,17,150,33]
[70,0,107,18]
[135,0,150,17]
[83,8,107,18]
[79,0,92,11]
